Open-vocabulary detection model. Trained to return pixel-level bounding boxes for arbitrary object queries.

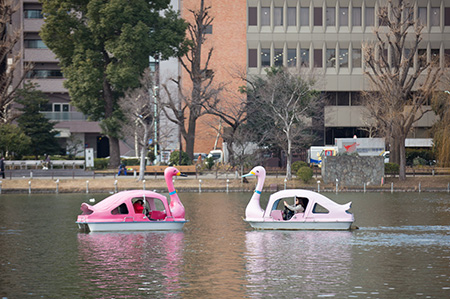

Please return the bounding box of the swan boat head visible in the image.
[164,167,187,219]
[242,166,266,220]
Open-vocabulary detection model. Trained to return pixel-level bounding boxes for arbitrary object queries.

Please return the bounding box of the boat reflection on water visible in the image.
[244,230,353,296]
[77,231,184,297]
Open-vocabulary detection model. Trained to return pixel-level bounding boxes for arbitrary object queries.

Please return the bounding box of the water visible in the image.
[0,192,449,298]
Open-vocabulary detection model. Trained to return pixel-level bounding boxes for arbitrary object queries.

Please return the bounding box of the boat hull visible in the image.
[244,219,353,230]
[77,221,187,232]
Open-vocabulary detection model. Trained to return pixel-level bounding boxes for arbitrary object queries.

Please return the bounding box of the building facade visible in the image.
[247,0,449,145]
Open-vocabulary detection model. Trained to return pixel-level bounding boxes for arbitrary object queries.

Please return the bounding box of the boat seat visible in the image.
[271,210,283,221]
[150,210,166,220]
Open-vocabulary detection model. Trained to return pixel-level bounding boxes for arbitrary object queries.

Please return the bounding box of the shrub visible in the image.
[123,158,139,166]
[297,166,313,183]
[205,156,215,170]
[385,163,399,175]
[93,158,109,170]
[292,161,308,173]
[169,150,192,166]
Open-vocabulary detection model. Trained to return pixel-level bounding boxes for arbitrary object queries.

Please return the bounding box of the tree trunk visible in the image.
[398,134,407,181]
[109,136,120,168]
[285,132,292,180]
[138,126,149,181]
[185,114,197,161]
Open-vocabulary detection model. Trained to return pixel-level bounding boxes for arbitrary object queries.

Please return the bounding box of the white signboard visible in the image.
[85,148,94,167]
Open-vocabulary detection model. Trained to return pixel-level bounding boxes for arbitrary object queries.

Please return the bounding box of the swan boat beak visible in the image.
[177,172,188,177]
[242,171,255,178]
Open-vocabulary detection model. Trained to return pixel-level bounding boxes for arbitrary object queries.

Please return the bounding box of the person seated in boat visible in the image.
[283,196,307,220]
[133,199,144,214]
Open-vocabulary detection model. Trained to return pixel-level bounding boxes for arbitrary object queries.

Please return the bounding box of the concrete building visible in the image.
[246,0,449,146]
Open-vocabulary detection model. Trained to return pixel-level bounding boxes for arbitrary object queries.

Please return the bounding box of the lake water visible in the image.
[0,191,449,298]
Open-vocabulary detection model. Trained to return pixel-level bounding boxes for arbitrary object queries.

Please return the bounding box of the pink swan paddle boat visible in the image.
[76,167,188,232]
[242,166,354,230]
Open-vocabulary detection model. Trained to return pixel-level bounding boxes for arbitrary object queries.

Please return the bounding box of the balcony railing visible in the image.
[41,111,87,121]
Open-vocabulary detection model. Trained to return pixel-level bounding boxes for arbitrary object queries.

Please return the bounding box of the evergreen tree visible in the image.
[0,123,31,158]
[40,0,188,168]
[16,83,61,158]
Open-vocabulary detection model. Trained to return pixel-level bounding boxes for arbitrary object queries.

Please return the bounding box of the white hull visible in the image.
[245,219,353,230]
[77,221,186,232]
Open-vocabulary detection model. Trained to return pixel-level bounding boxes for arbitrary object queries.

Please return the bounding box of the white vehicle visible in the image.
[207,150,224,164]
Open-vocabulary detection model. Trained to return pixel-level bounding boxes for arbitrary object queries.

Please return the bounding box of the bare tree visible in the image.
[431,66,450,167]
[0,0,32,123]
[119,69,157,181]
[249,67,322,180]
[161,0,224,160]
[363,0,441,180]
[202,90,248,167]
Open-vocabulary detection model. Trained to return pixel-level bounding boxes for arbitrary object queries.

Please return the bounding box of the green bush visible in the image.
[123,158,139,166]
[205,156,215,170]
[385,163,399,174]
[297,166,313,183]
[292,161,308,173]
[93,158,109,170]
[169,150,192,166]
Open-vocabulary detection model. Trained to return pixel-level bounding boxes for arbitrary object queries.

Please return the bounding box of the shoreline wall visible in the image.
[322,156,384,186]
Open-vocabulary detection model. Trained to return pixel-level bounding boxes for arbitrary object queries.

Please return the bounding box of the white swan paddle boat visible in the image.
[242,166,354,230]
[76,167,188,232]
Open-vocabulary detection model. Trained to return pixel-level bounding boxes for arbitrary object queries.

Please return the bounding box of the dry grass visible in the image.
[1,174,449,193]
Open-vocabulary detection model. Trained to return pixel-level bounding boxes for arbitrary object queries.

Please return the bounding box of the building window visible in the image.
[300,49,309,67]
[287,7,296,26]
[274,7,283,26]
[418,7,427,26]
[248,49,257,68]
[444,49,450,67]
[430,7,440,26]
[378,6,389,26]
[205,25,212,34]
[300,7,309,26]
[24,9,43,19]
[326,49,336,68]
[352,49,361,68]
[314,49,322,68]
[326,7,335,26]
[352,7,362,26]
[337,92,350,106]
[287,49,297,67]
[351,92,362,105]
[445,8,450,26]
[431,49,439,64]
[53,103,69,112]
[248,7,257,26]
[340,8,348,27]
[273,48,283,66]
[24,39,47,49]
[339,48,348,68]
[261,7,270,26]
[314,7,322,26]
[365,7,375,27]
[261,48,270,67]
[26,70,63,79]
[418,49,427,68]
